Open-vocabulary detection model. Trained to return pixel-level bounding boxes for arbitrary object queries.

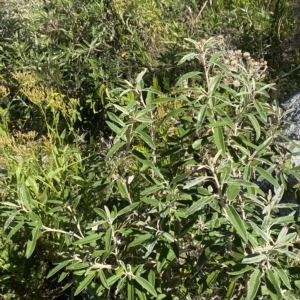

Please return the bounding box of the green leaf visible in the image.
[208,74,222,96]
[47,259,72,278]
[215,62,231,74]
[228,265,254,275]
[209,51,225,64]
[141,197,160,206]
[94,208,108,220]
[99,270,109,289]
[73,233,102,245]
[136,68,148,85]
[205,269,220,285]
[226,179,258,188]
[107,111,126,126]
[74,270,97,296]
[265,269,282,300]
[105,228,112,252]
[242,254,266,264]
[132,150,164,179]
[177,52,198,65]
[116,277,126,294]
[137,131,155,150]
[106,121,121,134]
[246,269,262,300]
[249,222,270,243]
[221,115,235,130]
[142,239,159,258]
[254,101,267,122]
[25,227,40,258]
[252,136,273,158]
[224,205,248,242]
[136,289,147,300]
[214,126,225,157]
[135,276,157,297]
[171,172,191,185]
[226,185,240,201]
[26,175,39,196]
[4,213,17,231]
[274,268,291,289]
[175,71,201,87]
[58,271,69,283]
[151,97,174,104]
[148,270,155,288]
[247,114,261,142]
[28,212,42,228]
[18,182,32,211]
[140,185,164,196]
[185,196,214,216]
[117,203,139,217]
[106,273,123,287]
[256,167,279,188]
[128,233,153,248]
[6,221,24,241]
[127,279,135,300]
[112,104,130,116]
[163,232,175,243]
[196,105,207,130]
[116,179,130,199]
[183,176,210,189]
[224,280,236,300]
[106,141,126,159]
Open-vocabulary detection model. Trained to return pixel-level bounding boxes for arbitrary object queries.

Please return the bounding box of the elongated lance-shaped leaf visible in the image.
[105,227,112,252]
[136,68,147,85]
[183,176,211,189]
[208,74,222,96]
[107,111,126,126]
[214,126,225,157]
[177,52,198,65]
[247,114,261,142]
[175,71,201,87]
[137,131,155,150]
[224,205,248,243]
[4,213,17,232]
[73,233,103,245]
[185,196,215,217]
[254,100,267,122]
[25,227,40,258]
[128,233,153,248]
[135,275,157,297]
[226,185,240,201]
[251,136,273,158]
[99,270,109,289]
[224,280,236,300]
[106,141,126,159]
[242,254,266,264]
[265,269,282,300]
[47,259,72,278]
[209,51,225,64]
[246,269,262,300]
[117,203,139,217]
[18,182,32,211]
[6,221,24,241]
[106,120,121,135]
[196,104,207,130]
[256,167,279,188]
[274,268,292,289]
[74,270,97,296]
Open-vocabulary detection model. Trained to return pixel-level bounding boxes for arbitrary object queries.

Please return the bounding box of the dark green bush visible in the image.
[1,0,300,299]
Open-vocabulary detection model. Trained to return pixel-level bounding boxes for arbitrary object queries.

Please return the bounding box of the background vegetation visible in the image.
[0,0,300,299]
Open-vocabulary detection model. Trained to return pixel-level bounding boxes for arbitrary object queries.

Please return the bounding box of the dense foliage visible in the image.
[0,0,300,299]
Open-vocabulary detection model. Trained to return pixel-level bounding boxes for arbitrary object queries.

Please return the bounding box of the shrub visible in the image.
[1,36,300,299]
